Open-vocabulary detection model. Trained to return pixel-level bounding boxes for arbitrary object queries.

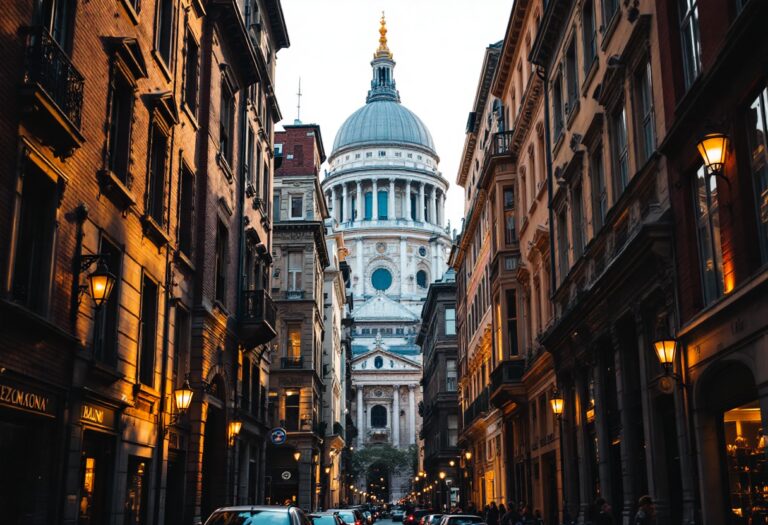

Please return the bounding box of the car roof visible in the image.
[210,506,294,512]
[445,516,482,519]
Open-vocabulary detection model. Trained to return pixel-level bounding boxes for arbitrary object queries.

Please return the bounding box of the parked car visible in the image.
[391,508,405,522]
[405,509,432,525]
[204,505,308,525]
[362,511,373,525]
[310,513,346,525]
[328,508,365,525]
[438,515,484,525]
[421,514,443,525]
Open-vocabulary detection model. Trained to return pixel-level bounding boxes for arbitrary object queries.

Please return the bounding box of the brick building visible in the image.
[268,122,330,510]
[0,0,287,523]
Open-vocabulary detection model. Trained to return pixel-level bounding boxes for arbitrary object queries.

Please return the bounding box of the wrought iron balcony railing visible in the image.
[280,356,303,369]
[239,289,277,348]
[463,386,490,428]
[24,26,84,128]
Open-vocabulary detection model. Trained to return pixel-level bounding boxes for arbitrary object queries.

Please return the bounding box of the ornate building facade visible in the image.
[321,17,451,502]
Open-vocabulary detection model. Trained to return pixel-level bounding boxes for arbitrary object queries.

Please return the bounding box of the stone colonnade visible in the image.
[356,384,418,449]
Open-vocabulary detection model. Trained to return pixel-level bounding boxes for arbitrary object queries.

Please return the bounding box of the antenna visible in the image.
[296,77,302,123]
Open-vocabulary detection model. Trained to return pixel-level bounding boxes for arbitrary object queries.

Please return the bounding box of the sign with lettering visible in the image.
[0,380,56,417]
[81,403,116,430]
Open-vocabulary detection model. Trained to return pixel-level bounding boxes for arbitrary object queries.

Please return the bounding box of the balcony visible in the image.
[492,130,514,157]
[489,360,527,409]
[285,290,305,300]
[239,289,277,348]
[463,386,490,428]
[280,356,304,369]
[21,26,85,158]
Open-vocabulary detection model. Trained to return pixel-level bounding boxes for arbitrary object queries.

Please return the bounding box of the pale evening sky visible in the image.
[274,0,513,234]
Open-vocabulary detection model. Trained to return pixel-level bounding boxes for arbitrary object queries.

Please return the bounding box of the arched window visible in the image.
[378,190,388,219]
[374,356,384,369]
[371,405,387,428]
[416,270,428,289]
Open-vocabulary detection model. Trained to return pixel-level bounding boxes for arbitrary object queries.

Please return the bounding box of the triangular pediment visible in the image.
[354,293,420,322]
[351,348,421,372]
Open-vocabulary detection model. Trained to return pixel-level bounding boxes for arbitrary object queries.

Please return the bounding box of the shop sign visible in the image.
[270,427,288,445]
[0,379,56,417]
[81,402,116,430]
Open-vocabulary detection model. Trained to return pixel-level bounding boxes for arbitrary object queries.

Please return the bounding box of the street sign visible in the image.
[281,471,292,480]
[270,427,287,445]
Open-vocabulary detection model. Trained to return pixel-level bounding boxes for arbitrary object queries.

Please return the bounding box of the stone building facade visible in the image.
[0,0,287,523]
[269,122,330,510]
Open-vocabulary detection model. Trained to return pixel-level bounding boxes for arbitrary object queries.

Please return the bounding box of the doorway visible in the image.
[201,405,227,521]
[79,430,115,525]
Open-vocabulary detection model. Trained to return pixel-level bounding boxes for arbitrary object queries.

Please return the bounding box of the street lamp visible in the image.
[464,451,472,461]
[228,419,242,445]
[87,259,117,308]
[653,338,677,372]
[294,451,301,462]
[697,132,729,175]
[550,389,564,419]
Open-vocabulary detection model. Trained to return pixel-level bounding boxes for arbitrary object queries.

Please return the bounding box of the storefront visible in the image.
[77,399,119,525]
[0,375,63,524]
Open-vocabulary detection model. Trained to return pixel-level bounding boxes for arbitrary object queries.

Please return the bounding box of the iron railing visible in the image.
[490,360,526,392]
[463,386,490,427]
[280,356,303,369]
[25,26,84,128]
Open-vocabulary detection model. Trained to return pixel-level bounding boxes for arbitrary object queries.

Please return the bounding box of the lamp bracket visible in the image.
[79,253,108,273]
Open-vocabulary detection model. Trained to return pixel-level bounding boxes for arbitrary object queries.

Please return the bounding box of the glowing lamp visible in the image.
[449,460,455,467]
[88,260,116,308]
[293,451,301,462]
[550,390,564,418]
[229,419,242,437]
[173,379,194,413]
[697,132,729,174]
[654,338,677,368]
[325,466,331,474]
[439,471,446,480]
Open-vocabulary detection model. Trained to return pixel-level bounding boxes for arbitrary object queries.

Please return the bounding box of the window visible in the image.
[572,182,585,257]
[272,195,280,222]
[374,356,384,369]
[183,32,199,116]
[287,252,302,291]
[107,73,134,184]
[364,191,373,220]
[610,103,629,197]
[97,238,122,367]
[371,405,387,428]
[565,39,578,113]
[602,0,619,26]
[215,221,228,304]
[125,456,150,525]
[11,162,57,315]
[557,208,569,280]
[504,186,516,245]
[371,268,392,291]
[285,392,300,431]
[378,150,386,157]
[245,127,255,186]
[746,86,768,263]
[173,305,191,387]
[139,274,158,387]
[220,81,235,165]
[366,152,373,158]
[351,195,357,220]
[582,0,597,71]
[447,415,458,447]
[377,191,388,220]
[506,290,518,356]
[242,359,251,413]
[178,165,195,257]
[446,359,457,391]
[287,325,301,359]
[445,307,456,335]
[290,195,303,219]
[416,270,428,289]
[590,146,607,231]
[155,0,175,68]
[634,60,656,165]
[43,0,76,52]
[147,125,168,224]
[410,194,417,220]
[679,0,702,90]
[693,165,725,304]
[552,73,564,138]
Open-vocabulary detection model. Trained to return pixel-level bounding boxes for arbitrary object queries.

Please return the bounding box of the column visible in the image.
[408,385,416,445]
[356,238,364,296]
[418,182,425,222]
[392,385,400,448]
[342,183,349,222]
[431,242,438,280]
[399,237,407,297]
[389,178,396,219]
[372,178,378,220]
[357,387,364,448]
[404,180,412,220]
[326,190,332,216]
[334,186,341,222]
[438,191,445,227]
[356,181,363,222]
[429,186,437,225]
[612,326,639,522]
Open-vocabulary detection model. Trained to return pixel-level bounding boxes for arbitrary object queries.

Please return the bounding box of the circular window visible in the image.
[371,268,392,291]
[374,356,384,369]
[418,246,427,257]
[416,270,428,289]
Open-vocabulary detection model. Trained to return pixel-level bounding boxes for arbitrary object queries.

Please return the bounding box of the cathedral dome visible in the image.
[331,100,436,154]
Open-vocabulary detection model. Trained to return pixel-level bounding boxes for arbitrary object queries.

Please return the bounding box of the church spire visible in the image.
[366,11,400,103]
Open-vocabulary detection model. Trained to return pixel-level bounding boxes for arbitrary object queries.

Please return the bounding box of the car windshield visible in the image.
[205,510,290,525]
[311,516,337,525]
[335,512,356,523]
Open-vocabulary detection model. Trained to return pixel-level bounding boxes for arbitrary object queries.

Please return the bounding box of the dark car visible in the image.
[405,509,432,525]
[310,513,346,525]
[204,506,308,525]
[438,515,484,525]
[328,508,365,525]
[421,514,443,525]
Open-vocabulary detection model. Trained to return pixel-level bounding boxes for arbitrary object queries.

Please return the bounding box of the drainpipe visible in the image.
[536,65,558,297]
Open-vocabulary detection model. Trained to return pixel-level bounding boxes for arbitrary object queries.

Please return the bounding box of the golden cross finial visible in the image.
[376,11,392,58]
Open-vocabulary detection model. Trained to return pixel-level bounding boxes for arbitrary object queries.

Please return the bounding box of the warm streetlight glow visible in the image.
[88,260,116,308]
[173,379,194,413]
[414,476,420,482]
[293,451,301,462]
[350,484,355,489]
[228,419,242,444]
[550,390,564,417]
[697,132,729,174]
[654,338,677,368]
[464,451,472,461]
[325,466,331,474]
[449,460,455,467]
[439,471,446,480]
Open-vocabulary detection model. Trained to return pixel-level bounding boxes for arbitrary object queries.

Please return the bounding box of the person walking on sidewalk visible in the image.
[634,496,656,525]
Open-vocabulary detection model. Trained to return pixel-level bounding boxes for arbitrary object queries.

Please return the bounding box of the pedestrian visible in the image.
[594,497,613,525]
[634,495,655,525]
[499,503,507,517]
[500,501,518,525]
[487,502,500,525]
